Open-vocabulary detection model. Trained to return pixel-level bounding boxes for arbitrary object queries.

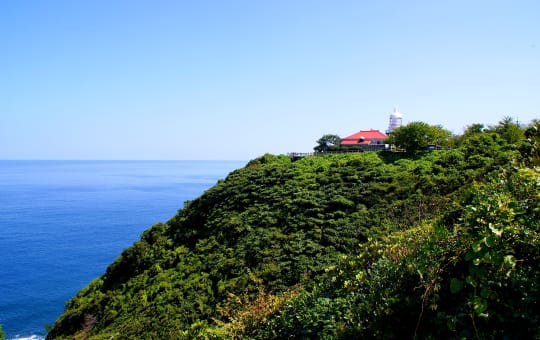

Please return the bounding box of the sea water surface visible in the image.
[0,160,245,339]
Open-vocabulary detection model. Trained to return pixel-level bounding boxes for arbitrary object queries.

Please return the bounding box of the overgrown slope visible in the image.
[47,123,537,339]
[235,167,540,338]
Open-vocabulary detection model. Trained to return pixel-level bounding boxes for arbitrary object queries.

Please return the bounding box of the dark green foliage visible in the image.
[521,119,540,166]
[386,121,453,153]
[47,120,538,339]
[488,116,524,145]
[455,123,485,146]
[314,134,341,152]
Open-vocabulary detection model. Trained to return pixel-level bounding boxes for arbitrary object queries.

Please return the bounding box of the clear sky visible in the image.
[1,0,539,160]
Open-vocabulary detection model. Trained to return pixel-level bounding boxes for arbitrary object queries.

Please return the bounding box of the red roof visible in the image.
[340,129,388,145]
[341,139,372,145]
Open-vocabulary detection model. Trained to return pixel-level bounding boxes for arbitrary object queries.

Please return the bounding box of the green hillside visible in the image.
[47,119,540,339]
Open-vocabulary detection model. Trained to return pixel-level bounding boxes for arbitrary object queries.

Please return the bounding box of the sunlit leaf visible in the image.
[488,223,503,237]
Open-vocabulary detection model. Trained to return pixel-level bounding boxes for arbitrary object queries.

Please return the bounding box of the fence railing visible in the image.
[287,148,371,159]
[288,144,451,159]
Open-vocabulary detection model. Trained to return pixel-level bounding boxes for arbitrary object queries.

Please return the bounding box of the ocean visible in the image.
[0,160,245,339]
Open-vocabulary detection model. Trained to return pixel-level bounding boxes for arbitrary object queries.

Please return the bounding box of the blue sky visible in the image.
[1,0,539,160]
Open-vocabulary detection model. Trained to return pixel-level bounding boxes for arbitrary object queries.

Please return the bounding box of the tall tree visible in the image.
[314,134,341,152]
[386,121,452,153]
[523,119,540,165]
[464,123,485,135]
[489,116,524,144]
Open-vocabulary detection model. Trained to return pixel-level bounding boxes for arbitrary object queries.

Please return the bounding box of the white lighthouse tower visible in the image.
[387,107,403,134]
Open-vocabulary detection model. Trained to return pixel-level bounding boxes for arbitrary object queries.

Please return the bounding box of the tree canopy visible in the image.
[386,121,452,152]
[489,116,524,144]
[313,134,341,152]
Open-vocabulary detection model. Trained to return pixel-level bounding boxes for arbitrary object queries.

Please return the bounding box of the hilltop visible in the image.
[47,119,540,339]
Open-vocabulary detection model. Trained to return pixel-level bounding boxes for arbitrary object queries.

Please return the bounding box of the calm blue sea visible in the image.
[0,160,245,339]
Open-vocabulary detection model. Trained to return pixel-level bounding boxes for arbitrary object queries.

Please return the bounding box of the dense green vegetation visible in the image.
[47,119,539,339]
[239,167,539,338]
[385,121,453,152]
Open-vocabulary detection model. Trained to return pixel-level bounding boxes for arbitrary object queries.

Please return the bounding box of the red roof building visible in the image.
[340,129,388,146]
